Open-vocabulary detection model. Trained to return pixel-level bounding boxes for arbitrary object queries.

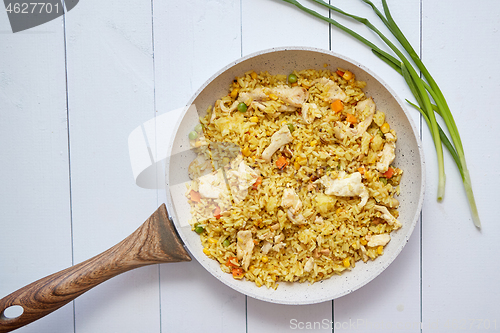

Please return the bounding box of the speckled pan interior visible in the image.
[165,47,425,305]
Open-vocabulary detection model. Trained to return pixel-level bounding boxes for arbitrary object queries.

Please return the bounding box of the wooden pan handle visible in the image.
[0,204,191,333]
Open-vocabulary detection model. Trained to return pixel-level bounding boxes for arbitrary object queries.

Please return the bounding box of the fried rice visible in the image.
[185,68,403,289]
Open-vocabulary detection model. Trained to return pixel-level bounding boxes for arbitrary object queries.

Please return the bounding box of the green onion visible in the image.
[287,123,295,133]
[277,0,480,227]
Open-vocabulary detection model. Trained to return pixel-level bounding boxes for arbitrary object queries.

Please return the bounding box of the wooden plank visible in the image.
[0,16,74,333]
[247,300,332,332]
[241,0,333,331]
[421,1,500,331]
[242,0,331,55]
[153,1,247,332]
[330,1,422,331]
[63,1,162,332]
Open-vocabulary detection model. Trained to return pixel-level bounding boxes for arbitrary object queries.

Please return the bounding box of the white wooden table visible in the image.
[1,0,499,332]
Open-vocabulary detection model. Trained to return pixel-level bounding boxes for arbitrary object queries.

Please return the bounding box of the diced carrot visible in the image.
[357,167,365,175]
[226,256,239,267]
[252,176,262,190]
[336,70,345,77]
[232,267,245,279]
[276,156,288,170]
[346,113,357,124]
[214,206,221,219]
[189,190,201,202]
[383,167,395,179]
[331,99,344,113]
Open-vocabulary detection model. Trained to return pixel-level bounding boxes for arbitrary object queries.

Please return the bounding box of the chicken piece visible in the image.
[314,216,324,225]
[274,233,285,244]
[366,234,391,247]
[218,99,238,113]
[316,171,369,208]
[346,98,376,137]
[225,157,259,203]
[301,102,321,124]
[312,78,347,102]
[257,230,272,241]
[376,139,396,172]
[373,205,402,229]
[197,169,228,199]
[355,98,376,131]
[304,257,315,273]
[210,107,217,123]
[261,125,293,162]
[237,230,254,270]
[286,203,306,224]
[238,88,268,106]
[226,158,256,190]
[272,86,309,108]
[259,233,286,254]
[281,188,307,224]
[332,123,346,140]
[238,86,308,112]
[281,188,299,211]
[253,100,297,113]
[261,241,272,255]
[188,153,213,180]
[270,222,280,230]
[273,242,286,252]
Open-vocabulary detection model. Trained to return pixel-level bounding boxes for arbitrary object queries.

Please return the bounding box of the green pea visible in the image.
[189,131,199,140]
[287,123,295,133]
[223,239,230,247]
[194,123,203,133]
[237,102,247,113]
[288,73,298,84]
[194,224,204,234]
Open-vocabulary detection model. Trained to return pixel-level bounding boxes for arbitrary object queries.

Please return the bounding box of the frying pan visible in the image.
[0,47,425,332]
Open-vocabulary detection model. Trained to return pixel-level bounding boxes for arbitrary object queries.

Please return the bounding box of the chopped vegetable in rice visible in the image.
[186,69,403,289]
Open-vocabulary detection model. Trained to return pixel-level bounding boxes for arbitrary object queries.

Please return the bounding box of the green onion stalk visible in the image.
[279,0,480,228]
